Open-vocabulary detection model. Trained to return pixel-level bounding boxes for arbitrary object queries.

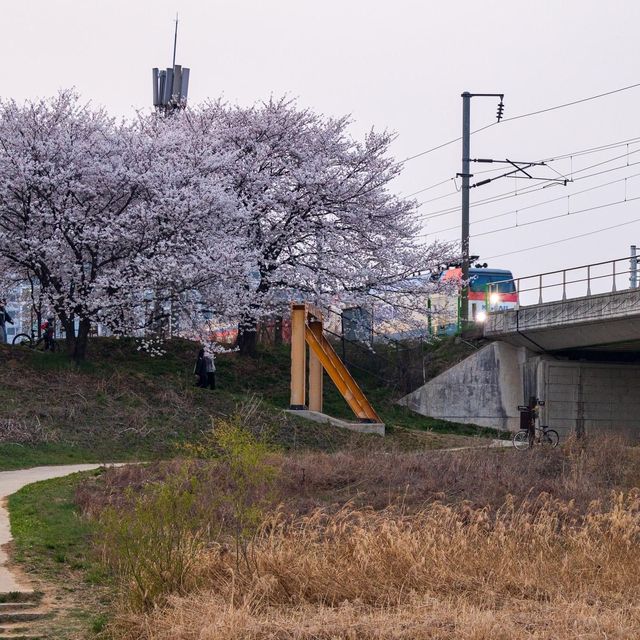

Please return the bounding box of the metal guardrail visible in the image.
[488,255,639,310]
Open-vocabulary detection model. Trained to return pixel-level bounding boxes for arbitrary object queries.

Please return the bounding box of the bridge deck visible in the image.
[484,288,640,352]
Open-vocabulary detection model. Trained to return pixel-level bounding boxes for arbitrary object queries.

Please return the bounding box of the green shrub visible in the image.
[185,401,280,569]
[213,412,279,569]
[97,465,212,611]
[98,405,280,611]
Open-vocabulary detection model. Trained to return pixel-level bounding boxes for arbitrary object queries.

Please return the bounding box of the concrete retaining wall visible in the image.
[398,342,525,431]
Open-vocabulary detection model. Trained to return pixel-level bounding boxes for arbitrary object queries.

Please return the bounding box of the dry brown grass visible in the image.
[80,434,640,518]
[278,433,640,514]
[111,492,640,639]
[88,436,640,639]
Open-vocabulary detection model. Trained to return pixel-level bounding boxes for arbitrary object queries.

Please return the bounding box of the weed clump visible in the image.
[96,407,279,611]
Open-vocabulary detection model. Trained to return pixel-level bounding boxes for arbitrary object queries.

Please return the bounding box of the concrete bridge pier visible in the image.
[399,342,640,438]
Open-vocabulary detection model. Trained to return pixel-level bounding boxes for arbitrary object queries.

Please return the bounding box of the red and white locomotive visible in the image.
[436,266,518,330]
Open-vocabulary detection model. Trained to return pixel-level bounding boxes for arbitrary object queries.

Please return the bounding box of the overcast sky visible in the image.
[3,0,640,292]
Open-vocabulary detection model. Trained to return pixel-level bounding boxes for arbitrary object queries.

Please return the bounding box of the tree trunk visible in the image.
[237,275,271,357]
[73,318,91,362]
[62,318,76,358]
[237,316,258,357]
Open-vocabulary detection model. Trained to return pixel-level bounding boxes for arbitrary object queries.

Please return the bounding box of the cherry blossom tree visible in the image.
[0,92,237,361]
[128,111,248,340]
[184,98,458,355]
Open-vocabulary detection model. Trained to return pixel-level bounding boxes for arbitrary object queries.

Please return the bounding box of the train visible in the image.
[432,267,518,334]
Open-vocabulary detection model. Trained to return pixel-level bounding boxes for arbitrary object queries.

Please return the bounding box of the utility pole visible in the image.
[458,91,504,327]
[460,93,471,327]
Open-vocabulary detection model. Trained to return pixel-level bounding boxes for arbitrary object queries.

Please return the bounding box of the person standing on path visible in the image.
[0,302,13,344]
[194,347,208,388]
[204,352,216,389]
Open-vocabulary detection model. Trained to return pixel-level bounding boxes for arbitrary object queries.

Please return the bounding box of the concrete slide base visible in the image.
[285,409,385,436]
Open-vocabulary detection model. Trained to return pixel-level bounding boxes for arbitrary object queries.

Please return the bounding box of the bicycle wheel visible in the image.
[12,333,32,347]
[541,429,559,447]
[513,430,530,450]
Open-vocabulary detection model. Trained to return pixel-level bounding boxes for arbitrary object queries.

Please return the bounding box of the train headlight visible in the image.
[476,311,487,323]
[489,293,500,305]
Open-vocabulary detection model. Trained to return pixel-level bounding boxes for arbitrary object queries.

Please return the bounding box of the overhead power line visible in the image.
[416,188,462,206]
[484,216,640,260]
[401,82,640,165]
[421,168,640,237]
[499,81,640,124]
[400,123,496,164]
[403,177,457,199]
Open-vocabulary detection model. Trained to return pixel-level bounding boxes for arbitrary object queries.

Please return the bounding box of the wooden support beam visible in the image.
[290,304,307,409]
[308,319,323,412]
[304,324,381,423]
[290,301,381,425]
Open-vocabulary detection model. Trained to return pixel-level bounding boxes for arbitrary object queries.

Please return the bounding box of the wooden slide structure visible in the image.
[289,303,381,424]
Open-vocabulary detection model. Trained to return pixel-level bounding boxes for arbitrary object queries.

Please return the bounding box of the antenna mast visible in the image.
[172,13,178,69]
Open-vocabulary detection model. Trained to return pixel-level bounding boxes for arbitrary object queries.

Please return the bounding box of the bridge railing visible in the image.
[488,255,639,310]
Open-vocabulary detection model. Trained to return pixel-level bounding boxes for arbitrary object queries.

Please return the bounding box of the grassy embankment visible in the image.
[9,432,640,640]
[0,335,500,470]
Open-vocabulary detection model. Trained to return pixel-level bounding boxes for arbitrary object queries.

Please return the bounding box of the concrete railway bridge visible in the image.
[400,256,640,438]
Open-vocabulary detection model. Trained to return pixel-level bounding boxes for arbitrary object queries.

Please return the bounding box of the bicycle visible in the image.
[513,424,559,450]
[12,330,59,352]
[513,400,559,450]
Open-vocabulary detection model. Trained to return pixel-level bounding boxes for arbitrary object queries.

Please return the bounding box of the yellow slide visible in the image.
[304,324,381,423]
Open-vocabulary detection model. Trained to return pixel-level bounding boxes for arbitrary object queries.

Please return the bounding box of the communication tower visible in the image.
[152,16,190,114]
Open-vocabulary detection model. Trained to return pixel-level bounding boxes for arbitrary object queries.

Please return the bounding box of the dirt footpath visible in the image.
[0,464,120,592]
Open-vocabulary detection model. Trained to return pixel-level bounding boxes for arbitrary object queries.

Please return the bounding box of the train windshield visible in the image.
[469,272,516,294]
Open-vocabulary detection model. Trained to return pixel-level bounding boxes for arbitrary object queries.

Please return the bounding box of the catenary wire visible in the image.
[471,191,640,238]
[401,82,640,165]
[483,215,640,260]
[417,148,640,217]
[414,148,640,220]
[539,135,640,162]
[403,135,640,203]
[421,168,640,237]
